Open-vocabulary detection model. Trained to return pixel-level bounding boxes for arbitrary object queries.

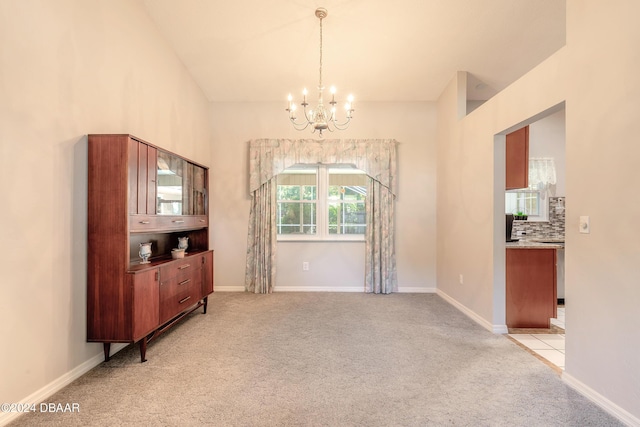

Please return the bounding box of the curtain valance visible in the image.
[248,139,398,195]
[529,157,557,189]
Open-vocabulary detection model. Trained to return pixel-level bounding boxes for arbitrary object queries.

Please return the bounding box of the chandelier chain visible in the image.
[319,15,323,90]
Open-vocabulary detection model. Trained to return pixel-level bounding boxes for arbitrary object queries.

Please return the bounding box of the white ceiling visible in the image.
[141,0,565,103]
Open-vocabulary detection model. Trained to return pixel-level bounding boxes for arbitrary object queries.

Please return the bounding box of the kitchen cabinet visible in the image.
[506,247,557,328]
[506,126,529,190]
[87,134,214,363]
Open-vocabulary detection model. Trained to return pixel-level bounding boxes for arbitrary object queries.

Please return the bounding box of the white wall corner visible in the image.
[436,289,500,333]
[456,71,468,119]
[562,373,640,427]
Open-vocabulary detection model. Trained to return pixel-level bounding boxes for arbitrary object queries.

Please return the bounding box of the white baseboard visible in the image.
[0,343,128,427]
[397,286,436,293]
[562,373,640,427]
[492,324,509,334]
[274,286,364,292]
[214,285,245,292]
[436,289,501,333]
[215,286,436,293]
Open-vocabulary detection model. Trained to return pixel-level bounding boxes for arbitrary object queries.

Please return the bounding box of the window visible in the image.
[277,165,367,240]
[505,190,541,217]
[276,168,317,235]
[328,168,367,235]
[505,158,556,222]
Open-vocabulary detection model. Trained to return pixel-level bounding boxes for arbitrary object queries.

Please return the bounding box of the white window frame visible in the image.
[505,187,549,222]
[277,165,366,242]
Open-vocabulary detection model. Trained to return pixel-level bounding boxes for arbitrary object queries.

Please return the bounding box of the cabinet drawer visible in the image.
[129,215,160,232]
[156,216,207,230]
[160,271,201,301]
[160,257,199,280]
[193,215,208,227]
[159,276,201,323]
[130,215,208,232]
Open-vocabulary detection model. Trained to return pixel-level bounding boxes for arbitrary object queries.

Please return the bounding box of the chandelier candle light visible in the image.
[286,7,354,137]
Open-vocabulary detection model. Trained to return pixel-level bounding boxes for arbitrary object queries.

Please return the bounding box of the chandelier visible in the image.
[286,7,354,137]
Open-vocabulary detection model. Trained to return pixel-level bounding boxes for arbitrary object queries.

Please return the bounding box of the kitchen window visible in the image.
[277,165,367,240]
[505,158,556,221]
[505,190,542,218]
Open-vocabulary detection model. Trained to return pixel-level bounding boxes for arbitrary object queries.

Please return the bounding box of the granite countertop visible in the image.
[506,239,564,249]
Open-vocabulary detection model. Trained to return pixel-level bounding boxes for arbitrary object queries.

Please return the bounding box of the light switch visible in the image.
[579,216,590,234]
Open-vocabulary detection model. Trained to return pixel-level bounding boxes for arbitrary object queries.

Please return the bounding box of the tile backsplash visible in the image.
[512,197,565,239]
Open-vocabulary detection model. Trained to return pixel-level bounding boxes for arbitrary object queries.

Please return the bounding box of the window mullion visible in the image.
[317,166,327,239]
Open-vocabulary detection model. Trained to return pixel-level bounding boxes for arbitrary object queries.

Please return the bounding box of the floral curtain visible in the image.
[365,177,398,294]
[245,139,398,294]
[248,139,397,195]
[244,178,277,293]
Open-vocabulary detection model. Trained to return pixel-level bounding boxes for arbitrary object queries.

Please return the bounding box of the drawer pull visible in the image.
[179,279,191,286]
[139,220,150,224]
[172,220,185,224]
[179,296,191,304]
[199,219,206,223]
[178,264,191,270]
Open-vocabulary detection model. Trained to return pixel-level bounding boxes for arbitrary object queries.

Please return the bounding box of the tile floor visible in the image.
[508,307,566,370]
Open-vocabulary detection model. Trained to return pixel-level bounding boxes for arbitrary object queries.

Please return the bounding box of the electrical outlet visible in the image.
[579,216,590,234]
[459,274,464,285]
[303,261,309,271]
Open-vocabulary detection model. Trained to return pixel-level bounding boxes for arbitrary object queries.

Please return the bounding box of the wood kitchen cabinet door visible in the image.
[506,126,529,190]
[506,248,557,328]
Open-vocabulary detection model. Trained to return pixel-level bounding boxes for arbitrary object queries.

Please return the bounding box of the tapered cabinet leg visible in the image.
[103,343,111,362]
[203,296,209,314]
[139,337,147,363]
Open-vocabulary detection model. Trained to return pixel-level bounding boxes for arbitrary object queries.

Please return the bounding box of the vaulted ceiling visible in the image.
[142,0,565,103]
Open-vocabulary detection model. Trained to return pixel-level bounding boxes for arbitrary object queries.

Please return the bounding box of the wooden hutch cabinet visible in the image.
[87,134,213,362]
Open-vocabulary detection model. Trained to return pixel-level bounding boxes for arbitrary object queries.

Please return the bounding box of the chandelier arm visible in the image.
[330,117,353,130]
[289,117,311,131]
[291,108,319,128]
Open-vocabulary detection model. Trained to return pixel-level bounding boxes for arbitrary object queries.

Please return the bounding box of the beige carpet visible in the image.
[9,293,622,426]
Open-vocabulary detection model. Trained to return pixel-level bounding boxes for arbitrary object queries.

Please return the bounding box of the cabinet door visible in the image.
[131,269,160,341]
[128,139,157,215]
[190,164,207,216]
[202,251,214,297]
[506,126,529,190]
[157,150,187,215]
[506,248,557,328]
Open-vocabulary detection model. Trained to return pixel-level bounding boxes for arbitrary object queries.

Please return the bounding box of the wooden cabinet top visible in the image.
[88,134,210,170]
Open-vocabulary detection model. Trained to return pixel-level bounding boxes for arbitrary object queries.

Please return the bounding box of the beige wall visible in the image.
[436,0,640,421]
[563,0,640,420]
[0,0,212,411]
[209,101,437,291]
